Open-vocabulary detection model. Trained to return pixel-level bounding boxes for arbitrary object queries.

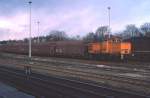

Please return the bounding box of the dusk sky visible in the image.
[0,0,150,40]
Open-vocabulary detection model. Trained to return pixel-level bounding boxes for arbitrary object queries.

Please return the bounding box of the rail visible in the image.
[0,66,149,98]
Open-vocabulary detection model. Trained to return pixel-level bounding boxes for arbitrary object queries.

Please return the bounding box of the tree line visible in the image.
[83,23,150,42]
[0,23,150,44]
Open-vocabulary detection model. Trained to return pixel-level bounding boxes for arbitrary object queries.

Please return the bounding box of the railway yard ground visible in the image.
[0,81,35,98]
[0,53,150,97]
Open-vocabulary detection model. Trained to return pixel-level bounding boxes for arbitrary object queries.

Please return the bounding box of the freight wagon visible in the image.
[125,37,150,61]
[0,43,28,54]
[0,41,87,58]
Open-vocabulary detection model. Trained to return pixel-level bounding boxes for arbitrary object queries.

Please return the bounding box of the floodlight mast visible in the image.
[108,6,111,38]
[37,21,40,43]
[28,1,32,58]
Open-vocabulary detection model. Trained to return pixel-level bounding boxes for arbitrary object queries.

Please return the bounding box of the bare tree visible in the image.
[95,26,109,41]
[123,24,141,38]
[83,32,96,42]
[140,23,150,37]
[47,30,68,41]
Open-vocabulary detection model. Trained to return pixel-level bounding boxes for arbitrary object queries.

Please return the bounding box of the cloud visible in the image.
[31,5,105,36]
[1,0,150,40]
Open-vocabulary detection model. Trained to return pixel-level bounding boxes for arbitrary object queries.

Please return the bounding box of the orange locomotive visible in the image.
[88,37,131,60]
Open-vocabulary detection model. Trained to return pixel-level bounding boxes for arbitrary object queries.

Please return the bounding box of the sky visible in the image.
[0,0,150,40]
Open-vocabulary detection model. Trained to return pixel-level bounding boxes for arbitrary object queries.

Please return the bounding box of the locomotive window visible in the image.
[115,39,119,43]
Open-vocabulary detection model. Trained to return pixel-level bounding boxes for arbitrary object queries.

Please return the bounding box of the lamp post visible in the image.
[37,21,40,43]
[107,6,111,38]
[29,1,32,58]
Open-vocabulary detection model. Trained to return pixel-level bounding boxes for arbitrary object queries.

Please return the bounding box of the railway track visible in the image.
[0,57,149,95]
[1,53,150,70]
[1,53,150,77]
[0,55,150,79]
[0,66,149,98]
[0,53,150,95]
[1,53,150,74]
[26,64,150,95]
